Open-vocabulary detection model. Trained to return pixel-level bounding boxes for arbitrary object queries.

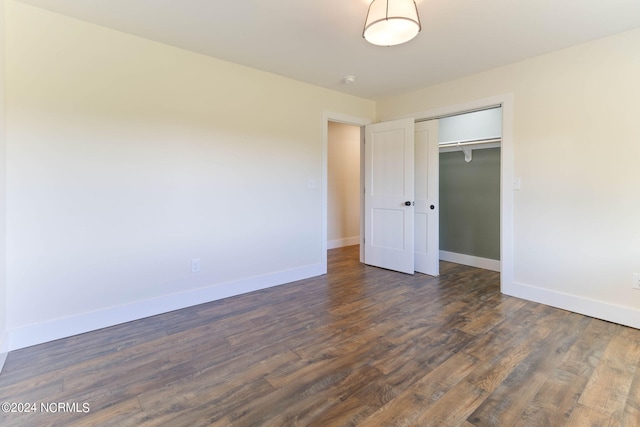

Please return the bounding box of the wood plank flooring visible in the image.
[1,245,640,426]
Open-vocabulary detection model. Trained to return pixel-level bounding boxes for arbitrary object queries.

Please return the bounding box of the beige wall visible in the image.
[327,122,361,248]
[379,28,640,323]
[4,0,375,348]
[0,0,8,367]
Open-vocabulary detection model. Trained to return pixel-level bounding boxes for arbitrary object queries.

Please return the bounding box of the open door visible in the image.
[364,118,415,274]
[414,120,439,276]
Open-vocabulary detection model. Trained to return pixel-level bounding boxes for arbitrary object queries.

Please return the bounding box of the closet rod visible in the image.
[439,137,501,148]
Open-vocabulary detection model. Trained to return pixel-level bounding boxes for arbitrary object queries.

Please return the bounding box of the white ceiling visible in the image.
[17,0,640,100]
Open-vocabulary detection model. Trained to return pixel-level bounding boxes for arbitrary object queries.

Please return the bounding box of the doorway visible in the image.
[327,121,361,251]
[437,107,502,272]
[321,112,370,272]
[321,94,514,292]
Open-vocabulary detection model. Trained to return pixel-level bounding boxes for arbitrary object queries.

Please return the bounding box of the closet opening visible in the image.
[437,107,502,272]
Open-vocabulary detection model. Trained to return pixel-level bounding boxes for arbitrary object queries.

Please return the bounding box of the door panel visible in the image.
[371,208,406,250]
[364,119,415,274]
[415,120,439,276]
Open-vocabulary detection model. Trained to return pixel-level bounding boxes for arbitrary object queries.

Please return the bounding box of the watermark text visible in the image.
[2,402,90,414]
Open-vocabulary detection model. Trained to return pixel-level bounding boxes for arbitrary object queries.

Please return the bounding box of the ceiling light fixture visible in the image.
[363,0,421,47]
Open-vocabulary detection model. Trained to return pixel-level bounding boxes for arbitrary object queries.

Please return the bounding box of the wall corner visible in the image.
[0,0,8,375]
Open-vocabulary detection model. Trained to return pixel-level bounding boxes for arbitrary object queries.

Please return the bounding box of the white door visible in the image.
[364,118,415,274]
[414,120,440,276]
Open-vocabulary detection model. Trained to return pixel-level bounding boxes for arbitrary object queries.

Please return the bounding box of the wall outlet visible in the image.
[633,273,640,290]
[191,258,201,273]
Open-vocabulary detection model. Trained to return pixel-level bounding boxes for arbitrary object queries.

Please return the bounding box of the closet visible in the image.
[438,108,501,271]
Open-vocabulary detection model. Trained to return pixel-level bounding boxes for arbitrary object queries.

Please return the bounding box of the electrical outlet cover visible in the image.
[191,258,201,273]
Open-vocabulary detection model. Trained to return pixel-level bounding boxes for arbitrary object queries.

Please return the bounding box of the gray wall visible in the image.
[439,147,500,260]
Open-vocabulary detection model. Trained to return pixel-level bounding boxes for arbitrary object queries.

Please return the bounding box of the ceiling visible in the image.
[17,0,640,100]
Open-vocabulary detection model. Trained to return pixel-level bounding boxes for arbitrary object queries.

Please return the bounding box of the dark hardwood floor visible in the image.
[1,245,639,426]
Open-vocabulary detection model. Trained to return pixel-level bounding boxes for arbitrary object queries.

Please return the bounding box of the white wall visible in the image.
[4,0,375,350]
[378,28,640,328]
[0,0,8,371]
[327,122,360,249]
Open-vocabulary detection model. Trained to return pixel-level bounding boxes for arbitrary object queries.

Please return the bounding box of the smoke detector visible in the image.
[343,76,357,85]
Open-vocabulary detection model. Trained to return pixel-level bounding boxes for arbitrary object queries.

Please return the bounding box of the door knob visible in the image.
[430,205,435,210]
[404,201,412,206]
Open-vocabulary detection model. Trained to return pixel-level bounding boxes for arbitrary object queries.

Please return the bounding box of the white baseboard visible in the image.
[328,236,360,249]
[439,250,500,272]
[504,281,640,330]
[7,263,324,351]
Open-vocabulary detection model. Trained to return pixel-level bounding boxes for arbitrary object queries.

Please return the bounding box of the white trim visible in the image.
[506,281,640,330]
[359,126,366,264]
[322,112,372,273]
[7,263,323,351]
[391,93,515,294]
[0,351,6,374]
[327,237,360,250]
[0,331,7,373]
[439,250,500,272]
[439,141,500,153]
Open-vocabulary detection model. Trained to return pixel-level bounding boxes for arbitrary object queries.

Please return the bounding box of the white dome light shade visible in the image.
[363,0,421,46]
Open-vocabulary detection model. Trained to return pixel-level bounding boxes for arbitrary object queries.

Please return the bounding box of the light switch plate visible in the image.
[512,177,521,190]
